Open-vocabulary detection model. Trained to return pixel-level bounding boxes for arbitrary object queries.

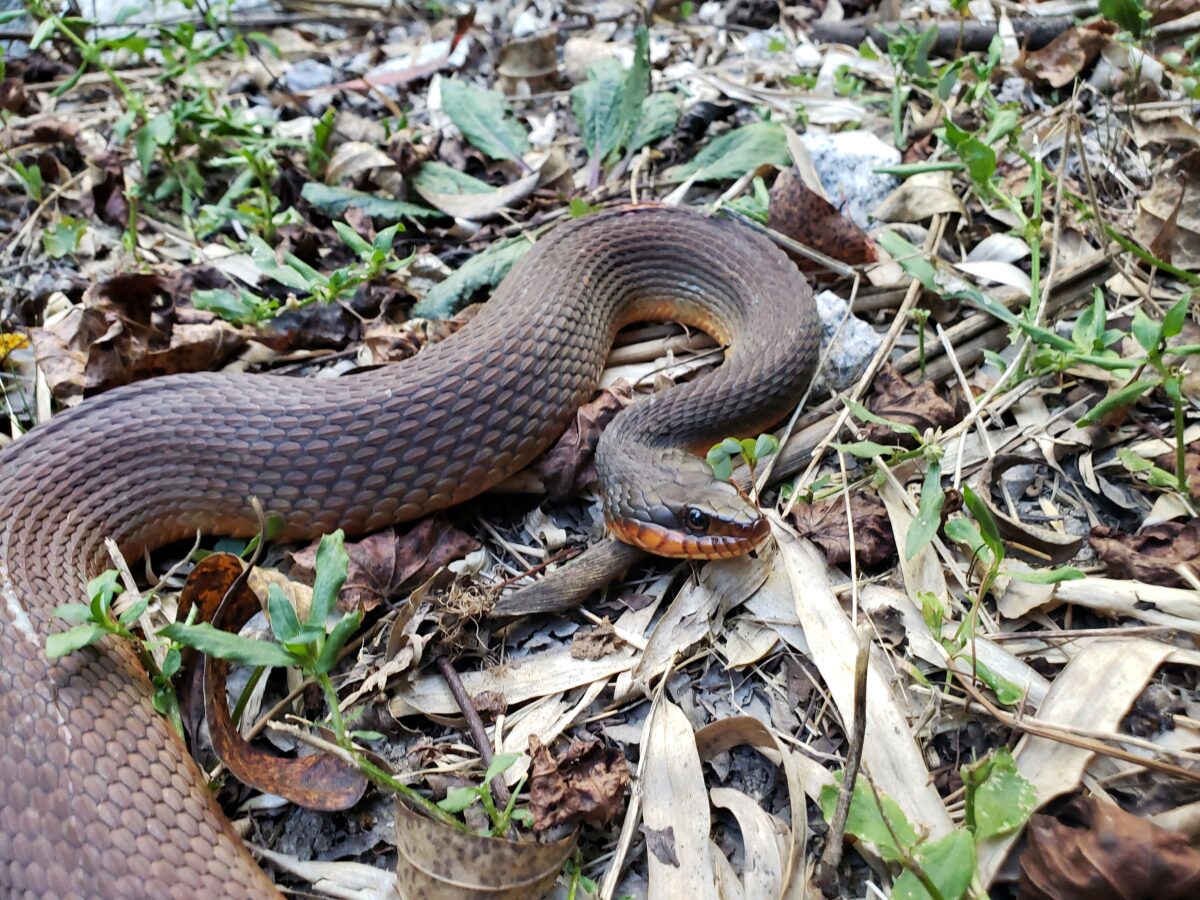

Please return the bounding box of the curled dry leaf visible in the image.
[1019,795,1200,900]
[1091,519,1200,588]
[767,169,878,273]
[1133,150,1200,271]
[789,491,896,567]
[530,381,634,499]
[394,798,576,899]
[527,734,629,832]
[29,273,245,405]
[181,554,368,811]
[1020,21,1117,89]
[290,518,480,611]
[977,456,1083,565]
[864,363,965,446]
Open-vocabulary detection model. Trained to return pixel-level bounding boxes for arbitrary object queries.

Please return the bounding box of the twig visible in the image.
[436,654,512,808]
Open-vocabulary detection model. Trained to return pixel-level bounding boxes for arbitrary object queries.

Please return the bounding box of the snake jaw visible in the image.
[606,512,770,559]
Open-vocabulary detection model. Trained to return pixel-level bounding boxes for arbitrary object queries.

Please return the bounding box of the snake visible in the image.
[0,204,819,896]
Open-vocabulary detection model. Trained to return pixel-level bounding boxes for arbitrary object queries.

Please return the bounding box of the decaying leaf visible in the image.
[29,273,246,405]
[1132,150,1200,271]
[1091,519,1200,588]
[394,798,576,898]
[767,169,878,272]
[1019,795,1200,899]
[527,734,629,832]
[290,519,479,611]
[789,491,896,567]
[530,381,633,499]
[1020,21,1117,88]
[863,363,964,446]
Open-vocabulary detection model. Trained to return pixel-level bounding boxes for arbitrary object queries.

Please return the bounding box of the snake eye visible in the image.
[684,507,710,533]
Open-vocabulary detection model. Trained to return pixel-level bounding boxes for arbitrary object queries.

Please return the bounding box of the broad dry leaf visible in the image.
[872,172,965,222]
[767,169,878,272]
[1091,519,1200,588]
[394,799,576,899]
[1133,150,1200,270]
[771,520,955,840]
[528,734,629,832]
[641,698,718,900]
[1020,21,1116,88]
[789,491,895,567]
[975,639,1175,886]
[1020,796,1200,900]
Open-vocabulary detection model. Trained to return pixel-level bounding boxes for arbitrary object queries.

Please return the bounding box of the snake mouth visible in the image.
[607,515,771,559]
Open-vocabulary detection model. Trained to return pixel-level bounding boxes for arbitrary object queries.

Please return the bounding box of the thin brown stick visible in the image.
[436,655,512,807]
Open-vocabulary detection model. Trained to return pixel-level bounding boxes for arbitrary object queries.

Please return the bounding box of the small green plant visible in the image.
[193,222,410,325]
[437,752,534,836]
[706,433,780,492]
[819,750,1035,900]
[1099,0,1150,37]
[47,570,187,736]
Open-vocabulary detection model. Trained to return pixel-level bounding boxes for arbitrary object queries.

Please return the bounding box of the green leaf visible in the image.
[1131,307,1162,353]
[267,584,303,644]
[43,217,87,258]
[88,570,123,622]
[818,775,920,862]
[961,485,1003,561]
[438,786,480,813]
[118,594,151,628]
[830,440,898,459]
[314,610,362,675]
[1004,565,1085,584]
[892,829,976,900]
[708,455,733,482]
[31,17,56,50]
[572,60,630,165]
[966,749,1037,841]
[664,122,790,183]
[134,111,175,174]
[1077,379,1157,426]
[957,138,996,186]
[159,622,296,668]
[246,235,312,292]
[191,288,277,326]
[629,92,680,152]
[484,751,523,784]
[844,397,921,440]
[970,657,1024,707]
[47,624,107,658]
[413,236,532,318]
[944,516,989,563]
[54,603,96,623]
[1099,0,1148,35]
[412,160,496,197]
[905,461,944,561]
[917,591,944,634]
[309,530,349,627]
[300,183,438,222]
[332,221,372,257]
[753,433,780,462]
[441,78,530,163]
[1162,295,1190,340]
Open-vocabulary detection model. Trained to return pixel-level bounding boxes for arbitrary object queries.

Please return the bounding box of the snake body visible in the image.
[0,205,818,896]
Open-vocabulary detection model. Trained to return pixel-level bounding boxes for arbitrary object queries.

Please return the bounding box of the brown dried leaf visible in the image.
[527,734,629,832]
[767,169,878,272]
[1021,21,1117,89]
[1091,519,1200,588]
[181,554,368,811]
[531,381,634,499]
[571,618,621,660]
[290,519,480,611]
[863,363,964,446]
[1133,150,1200,270]
[1019,795,1200,899]
[394,798,575,899]
[29,273,246,405]
[789,492,896,567]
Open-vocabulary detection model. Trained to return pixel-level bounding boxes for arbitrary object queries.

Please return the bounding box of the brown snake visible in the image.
[0,205,819,896]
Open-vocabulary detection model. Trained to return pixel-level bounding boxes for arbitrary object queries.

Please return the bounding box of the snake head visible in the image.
[600,448,770,560]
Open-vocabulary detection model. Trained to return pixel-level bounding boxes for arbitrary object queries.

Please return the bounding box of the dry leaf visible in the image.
[531,381,633,499]
[394,798,576,899]
[767,169,878,272]
[290,519,479,611]
[1021,21,1117,88]
[1133,150,1200,270]
[1019,795,1200,899]
[1091,519,1200,588]
[789,491,896,567]
[864,363,964,446]
[527,734,629,832]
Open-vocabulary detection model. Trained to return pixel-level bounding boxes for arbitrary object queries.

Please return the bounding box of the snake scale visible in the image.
[0,205,819,896]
